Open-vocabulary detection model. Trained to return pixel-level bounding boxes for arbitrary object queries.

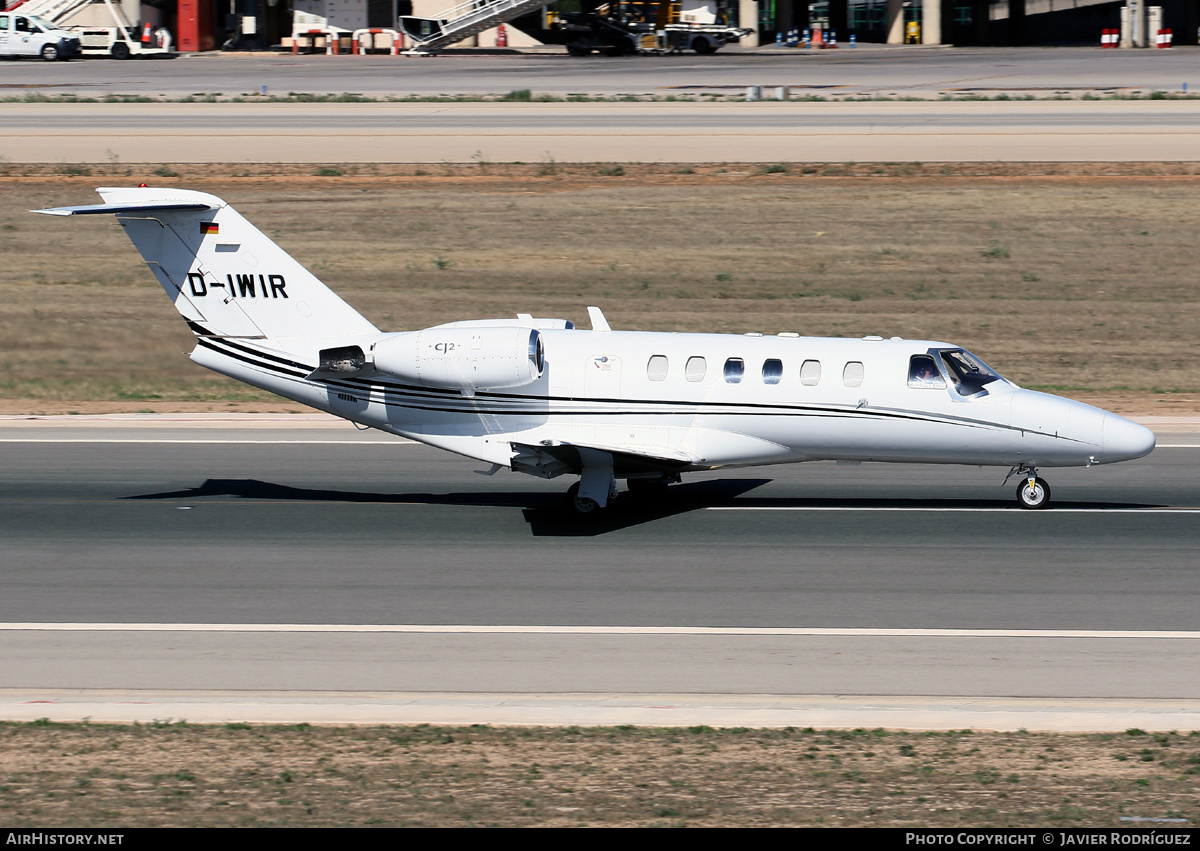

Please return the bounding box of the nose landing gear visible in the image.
[1008,465,1051,510]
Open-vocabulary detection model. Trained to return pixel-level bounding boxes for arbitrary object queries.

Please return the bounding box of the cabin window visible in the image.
[646,355,669,381]
[723,358,744,383]
[800,359,822,386]
[685,356,707,383]
[843,361,864,388]
[762,359,783,385]
[908,355,946,388]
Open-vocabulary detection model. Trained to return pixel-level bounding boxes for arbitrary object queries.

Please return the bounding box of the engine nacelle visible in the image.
[372,325,544,393]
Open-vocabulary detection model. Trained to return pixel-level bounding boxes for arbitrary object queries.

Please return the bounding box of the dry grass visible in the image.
[1,722,1197,827]
[4,166,1200,415]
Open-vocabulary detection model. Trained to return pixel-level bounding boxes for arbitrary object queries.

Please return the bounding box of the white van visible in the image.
[0,13,82,61]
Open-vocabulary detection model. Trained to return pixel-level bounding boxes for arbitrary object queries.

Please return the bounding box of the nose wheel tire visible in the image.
[566,482,600,514]
[1016,477,1051,510]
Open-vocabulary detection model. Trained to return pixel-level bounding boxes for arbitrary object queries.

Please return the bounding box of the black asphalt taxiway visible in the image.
[1,416,1197,726]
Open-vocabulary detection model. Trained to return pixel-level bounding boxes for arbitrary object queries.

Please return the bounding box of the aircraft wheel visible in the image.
[41,44,60,62]
[566,482,600,514]
[691,37,715,54]
[111,42,131,60]
[1016,477,1051,510]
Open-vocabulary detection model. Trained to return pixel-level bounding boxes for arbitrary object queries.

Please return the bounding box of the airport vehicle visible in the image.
[0,11,80,60]
[34,188,1156,513]
[4,0,171,59]
[553,5,752,57]
[399,0,749,56]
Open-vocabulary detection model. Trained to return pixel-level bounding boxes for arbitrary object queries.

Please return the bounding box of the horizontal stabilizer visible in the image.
[38,187,378,341]
[32,203,215,217]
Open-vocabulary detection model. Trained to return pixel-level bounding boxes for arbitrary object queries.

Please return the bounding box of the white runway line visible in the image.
[708,507,1200,514]
[2,623,1198,639]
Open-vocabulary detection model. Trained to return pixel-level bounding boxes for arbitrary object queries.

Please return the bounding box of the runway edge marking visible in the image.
[2,624,1199,639]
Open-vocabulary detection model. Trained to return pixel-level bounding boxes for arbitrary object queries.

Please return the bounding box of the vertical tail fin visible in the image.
[34,187,378,341]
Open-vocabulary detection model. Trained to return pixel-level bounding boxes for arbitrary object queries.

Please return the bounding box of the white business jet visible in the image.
[35,188,1155,513]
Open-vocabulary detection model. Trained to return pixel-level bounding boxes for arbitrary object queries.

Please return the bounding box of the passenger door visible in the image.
[9,17,40,56]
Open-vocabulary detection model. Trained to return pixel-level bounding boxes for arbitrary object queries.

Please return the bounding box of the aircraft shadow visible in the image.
[123,479,1165,538]
[125,478,555,508]
[123,477,775,536]
[521,478,774,536]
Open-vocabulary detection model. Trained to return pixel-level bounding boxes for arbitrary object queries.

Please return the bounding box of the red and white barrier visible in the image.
[289,29,352,54]
[292,29,323,54]
[1155,28,1173,48]
[496,23,507,48]
[1100,28,1118,48]
[352,28,402,54]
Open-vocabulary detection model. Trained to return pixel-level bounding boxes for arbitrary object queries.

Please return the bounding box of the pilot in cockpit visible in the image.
[908,355,946,387]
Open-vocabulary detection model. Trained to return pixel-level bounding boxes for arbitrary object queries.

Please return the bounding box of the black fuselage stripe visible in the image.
[193,340,1036,438]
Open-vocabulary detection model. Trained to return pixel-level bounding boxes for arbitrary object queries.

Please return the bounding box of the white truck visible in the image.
[0,11,81,60]
[4,0,172,59]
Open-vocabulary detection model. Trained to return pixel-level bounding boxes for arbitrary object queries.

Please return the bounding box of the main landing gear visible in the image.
[566,481,601,514]
[1009,465,1052,510]
[565,471,680,514]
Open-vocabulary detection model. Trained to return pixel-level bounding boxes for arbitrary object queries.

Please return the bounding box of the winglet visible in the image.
[587,306,611,332]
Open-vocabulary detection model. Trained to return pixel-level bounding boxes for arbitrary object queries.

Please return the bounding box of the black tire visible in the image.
[1016,477,1051,510]
[566,45,590,57]
[566,482,600,514]
[41,44,59,62]
[691,36,714,54]
[111,41,131,60]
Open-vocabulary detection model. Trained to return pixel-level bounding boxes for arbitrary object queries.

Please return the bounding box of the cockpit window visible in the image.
[908,355,946,388]
[938,349,1004,397]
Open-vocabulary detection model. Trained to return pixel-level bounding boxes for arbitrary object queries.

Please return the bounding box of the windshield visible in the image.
[27,16,56,31]
[938,349,1006,397]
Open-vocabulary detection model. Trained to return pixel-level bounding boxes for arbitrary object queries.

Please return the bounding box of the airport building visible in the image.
[7,0,1197,51]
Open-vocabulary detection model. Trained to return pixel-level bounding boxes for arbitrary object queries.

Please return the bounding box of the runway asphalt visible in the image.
[7,100,1200,162]
[4,47,1199,97]
[5,47,1200,163]
[1,414,1197,728]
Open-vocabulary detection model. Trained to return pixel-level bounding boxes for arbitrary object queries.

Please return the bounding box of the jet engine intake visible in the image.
[372,326,544,393]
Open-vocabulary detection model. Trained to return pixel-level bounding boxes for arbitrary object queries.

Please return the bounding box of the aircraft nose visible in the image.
[1102,414,1156,462]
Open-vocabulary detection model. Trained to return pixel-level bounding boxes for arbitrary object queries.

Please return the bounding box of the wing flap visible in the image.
[511,440,698,478]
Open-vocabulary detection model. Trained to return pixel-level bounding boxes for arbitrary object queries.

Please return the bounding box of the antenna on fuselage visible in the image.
[587,306,611,332]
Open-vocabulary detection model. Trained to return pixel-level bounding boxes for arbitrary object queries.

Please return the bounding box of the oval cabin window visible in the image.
[843,361,865,388]
[685,356,707,383]
[762,359,783,385]
[800,359,822,386]
[646,355,668,381]
[724,358,745,383]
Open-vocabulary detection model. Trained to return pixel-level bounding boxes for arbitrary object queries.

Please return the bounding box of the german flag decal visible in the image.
[201,222,219,235]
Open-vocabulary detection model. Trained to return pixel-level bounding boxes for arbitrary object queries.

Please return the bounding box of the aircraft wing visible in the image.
[510,440,699,478]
